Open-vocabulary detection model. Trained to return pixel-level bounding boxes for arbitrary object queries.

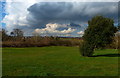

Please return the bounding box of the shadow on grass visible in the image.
[93,54,120,57]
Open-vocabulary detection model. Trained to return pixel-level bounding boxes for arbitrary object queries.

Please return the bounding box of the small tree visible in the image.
[80,16,117,57]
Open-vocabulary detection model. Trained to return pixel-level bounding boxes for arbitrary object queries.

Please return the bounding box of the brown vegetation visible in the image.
[2,36,83,47]
[1,28,119,49]
[106,32,120,49]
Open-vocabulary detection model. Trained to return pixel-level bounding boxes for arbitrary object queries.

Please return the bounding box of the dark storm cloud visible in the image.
[27,2,72,20]
[68,22,81,28]
[12,2,117,36]
[27,2,89,25]
[26,2,118,30]
[56,27,68,31]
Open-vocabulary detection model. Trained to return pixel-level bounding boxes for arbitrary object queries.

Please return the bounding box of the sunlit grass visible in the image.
[2,46,119,76]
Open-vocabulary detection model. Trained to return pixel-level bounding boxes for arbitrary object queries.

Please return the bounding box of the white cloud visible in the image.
[2,0,38,32]
[34,23,76,36]
[46,23,67,30]
[77,31,84,35]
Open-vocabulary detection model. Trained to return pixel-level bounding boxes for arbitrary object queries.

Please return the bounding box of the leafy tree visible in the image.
[80,42,94,57]
[11,29,23,37]
[80,16,117,57]
[84,16,117,48]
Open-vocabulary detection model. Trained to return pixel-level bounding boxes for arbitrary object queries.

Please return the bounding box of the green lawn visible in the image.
[2,46,119,76]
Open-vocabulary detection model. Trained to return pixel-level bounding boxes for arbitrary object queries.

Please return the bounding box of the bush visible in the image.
[80,42,94,57]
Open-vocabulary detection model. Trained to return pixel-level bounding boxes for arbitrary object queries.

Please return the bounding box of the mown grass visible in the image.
[2,46,119,76]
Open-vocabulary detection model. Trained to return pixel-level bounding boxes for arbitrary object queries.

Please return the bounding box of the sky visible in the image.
[0,1,6,29]
[0,0,119,37]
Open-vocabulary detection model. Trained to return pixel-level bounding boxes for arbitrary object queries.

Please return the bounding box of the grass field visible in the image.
[2,46,119,76]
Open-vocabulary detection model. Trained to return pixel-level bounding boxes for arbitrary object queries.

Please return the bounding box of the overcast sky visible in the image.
[1,0,119,37]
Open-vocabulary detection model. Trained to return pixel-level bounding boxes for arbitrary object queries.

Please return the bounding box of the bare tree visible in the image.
[115,32,120,49]
[1,29,8,41]
[10,29,23,37]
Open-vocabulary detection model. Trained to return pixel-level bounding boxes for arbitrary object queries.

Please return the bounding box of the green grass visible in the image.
[2,46,119,76]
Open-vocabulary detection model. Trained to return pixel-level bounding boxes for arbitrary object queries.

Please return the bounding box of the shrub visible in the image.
[80,42,94,57]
